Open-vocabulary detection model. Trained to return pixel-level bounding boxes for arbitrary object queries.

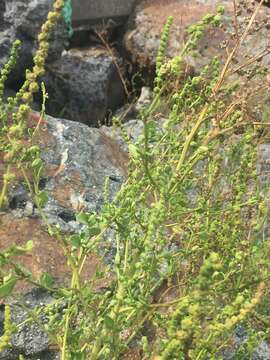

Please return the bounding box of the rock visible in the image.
[41,113,128,221]
[135,86,152,112]
[253,341,270,360]
[221,325,270,360]
[0,288,59,360]
[124,0,228,68]
[101,86,153,149]
[8,184,29,210]
[101,118,143,152]
[0,110,130,358]
[124,0,270,73]
[124,0,270,126]
[0,112,128,294]
[110,85,152,124]
[257,144,270,188]
[0,0,68,85]
[72,0,137,30]
[42,47,126,126]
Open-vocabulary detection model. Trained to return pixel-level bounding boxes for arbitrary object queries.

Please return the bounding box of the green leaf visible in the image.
[40,272,54,288]
[13,263,32,278]
[8,240,34,256]
[146,120,158,139]
[0,277,17,297]
[104,315,115,330]
[25,240,33,251]
[88,226,100,237]
[87,214,98,227]
[36,191,48,208]
[31,158,43,169]
[70,234,81,248]
[76,212,89,225]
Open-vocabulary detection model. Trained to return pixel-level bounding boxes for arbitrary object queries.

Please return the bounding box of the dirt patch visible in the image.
[0,213,108,294]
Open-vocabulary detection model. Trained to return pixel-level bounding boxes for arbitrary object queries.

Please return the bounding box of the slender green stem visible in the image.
[0,164,11,209]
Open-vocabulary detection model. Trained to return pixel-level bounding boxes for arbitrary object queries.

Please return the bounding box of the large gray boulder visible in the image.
[0,111,129,359]
[0,111,128,296]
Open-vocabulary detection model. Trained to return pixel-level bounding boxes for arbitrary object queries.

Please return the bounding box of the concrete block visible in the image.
[72,0,137,27]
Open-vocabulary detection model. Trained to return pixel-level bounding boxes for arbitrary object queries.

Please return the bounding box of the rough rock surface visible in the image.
[0,112,128,295]
[124,0,231,68]
[124,0,270,72]
[0,111,130,359]
[42,47,126,126]
[0,289,59,360]
[124,0,270,125]
[0,0,68,85]
[41,113,127,224]
[222,326,270,360]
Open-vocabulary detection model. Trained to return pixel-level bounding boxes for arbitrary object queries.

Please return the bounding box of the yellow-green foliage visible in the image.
[0,0,65,210]
[0,2,270,360]
[0,305,15,353]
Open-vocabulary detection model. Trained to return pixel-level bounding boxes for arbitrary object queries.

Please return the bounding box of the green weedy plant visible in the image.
[0,0,65,355]
[39,3,270,359]
[1,1,270,360]
[0,0,65,210]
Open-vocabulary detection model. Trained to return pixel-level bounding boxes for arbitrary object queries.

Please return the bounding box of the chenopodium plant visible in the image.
[37,5,270,360]
[0,0,65,354]
[0,3,270,360]
[0,0,65,210]
[0,0,65,290]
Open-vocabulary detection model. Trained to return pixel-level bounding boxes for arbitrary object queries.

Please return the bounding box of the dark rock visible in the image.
[42,47,126,126]
[0,288,57,360]
[57,208,76,222]
[38,178,48,190]
[0,0,68,85]
[8,184,29,210]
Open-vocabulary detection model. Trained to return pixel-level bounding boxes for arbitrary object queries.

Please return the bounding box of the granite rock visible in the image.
[42,47,126,126]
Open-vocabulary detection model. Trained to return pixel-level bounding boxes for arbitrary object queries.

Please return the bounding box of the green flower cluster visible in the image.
[0,0,64,209]
[156,16,173,74]
[186,6,224,53]
[0,305,15,353]
[20,0,65,107]
[0,40,21,117]
[159,254,222,359]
